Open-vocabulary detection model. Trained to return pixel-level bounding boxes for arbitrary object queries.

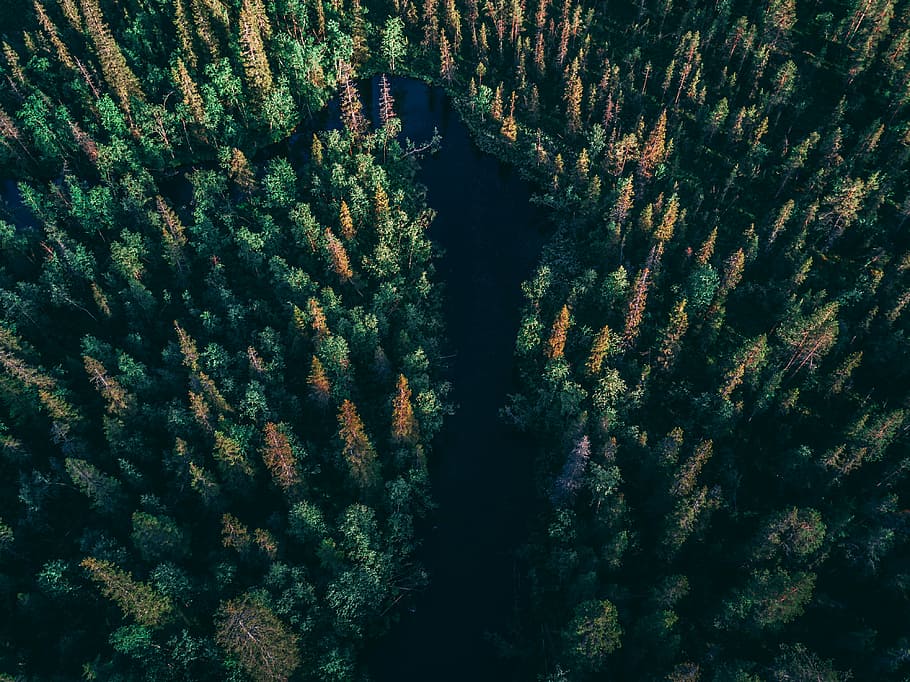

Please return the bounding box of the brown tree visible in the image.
[546,305,571,360]
[81,558,172,627]
[215,595,300,681]
[391,374,418,443]
[338,399,378,486]
[261,422,300,492]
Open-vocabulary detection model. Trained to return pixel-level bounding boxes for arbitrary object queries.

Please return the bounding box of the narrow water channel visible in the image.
[364,78,546,681]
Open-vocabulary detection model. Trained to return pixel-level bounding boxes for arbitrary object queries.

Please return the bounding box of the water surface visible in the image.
[364,77,546,682]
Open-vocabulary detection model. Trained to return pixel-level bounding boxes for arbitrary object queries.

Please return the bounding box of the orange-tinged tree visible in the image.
[638,110,669,180]
[307,355,331,402]
[391,374,418,443]
[79,0,145,113]
[546,304,571,360]
[338,399,377,486]
[586,325,611,375]
[81,558,172,627]
[215,595,300,682]
[339,200,355,239]
[325,228,353,281]
[261,422,299,492]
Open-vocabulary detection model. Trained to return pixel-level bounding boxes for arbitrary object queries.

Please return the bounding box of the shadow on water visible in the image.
[364,77,546,682]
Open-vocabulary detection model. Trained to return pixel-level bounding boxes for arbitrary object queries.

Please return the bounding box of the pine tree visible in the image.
[586,325,611,375]
[239,0,274,99]
[261,422,299,492]
[391,374,417,443]
[382,16,407,72]
[546,304,571,360]
[173,58,205,126]
[83,355,129,414]
[58,0,83,31]
[500,91,518,141]
[64,458,124,513]
[338,399,378,487]
[307,355,331,402]
[33,1,75,71]
[378,73,397,127]
[79,0,145,113]
[311,133,323,164]
[564,58,583,133]
[173,0,198,68]
[695,227,717,265]
[656,299,688,371]
[654,193,680,243]
[221,513,252,552]
[81,558,173,627]
[339,200,355,239]
[226,148,256,193]
[215,595,300,682]
[612,175,635,224]
[156,195,188,272]
[638,110,668,179]
[623,263,652,348]
[374,185,390,219]
[339,62,367,139]
[325,228,353,281]
[491,83,504,121]
[439,30,455,82]
[307,298,329,339]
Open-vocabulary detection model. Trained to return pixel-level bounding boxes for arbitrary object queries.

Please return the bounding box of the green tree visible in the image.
[381,16,408,72]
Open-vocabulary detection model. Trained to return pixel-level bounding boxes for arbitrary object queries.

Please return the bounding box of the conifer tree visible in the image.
[261,422,300,492]
[391,373,417,443]
[623,262,652,348]
[339,62,367,138]
[307,298,329,339]
[215,595,300,682]
[656,299,688,371]
[339,200,355,239]
[79,0,145,113]
[586,325,611,375]
[546,304,571,360]
[239,0,274,99]
[382,16,407,72]
[325,228,354,281]
[34,1,76,71]
[638,110,668,180]
[173,0,198,68]
[81,558,173,627]
[564,58,583,133]
[173,58,206,126]
[378,73,397,127]
[83,355,129,414]
[338,399,378,487]
[307,355,331,402]
[439,30,455,82]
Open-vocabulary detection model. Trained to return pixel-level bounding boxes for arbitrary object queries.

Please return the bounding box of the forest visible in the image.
[0,0,908,680]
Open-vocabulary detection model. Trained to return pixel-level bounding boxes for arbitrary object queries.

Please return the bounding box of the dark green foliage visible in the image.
[1,0,909,679]
[0,10,446,672]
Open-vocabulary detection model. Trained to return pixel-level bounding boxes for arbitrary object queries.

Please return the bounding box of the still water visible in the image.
[363,77,546,682]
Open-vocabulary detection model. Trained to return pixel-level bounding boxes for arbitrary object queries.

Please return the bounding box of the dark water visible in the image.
[363,78,546,681]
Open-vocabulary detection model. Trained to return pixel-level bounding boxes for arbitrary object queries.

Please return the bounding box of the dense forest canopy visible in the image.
[0,0,908,680]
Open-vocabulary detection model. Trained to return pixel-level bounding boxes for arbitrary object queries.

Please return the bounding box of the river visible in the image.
[361,77,546,681]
